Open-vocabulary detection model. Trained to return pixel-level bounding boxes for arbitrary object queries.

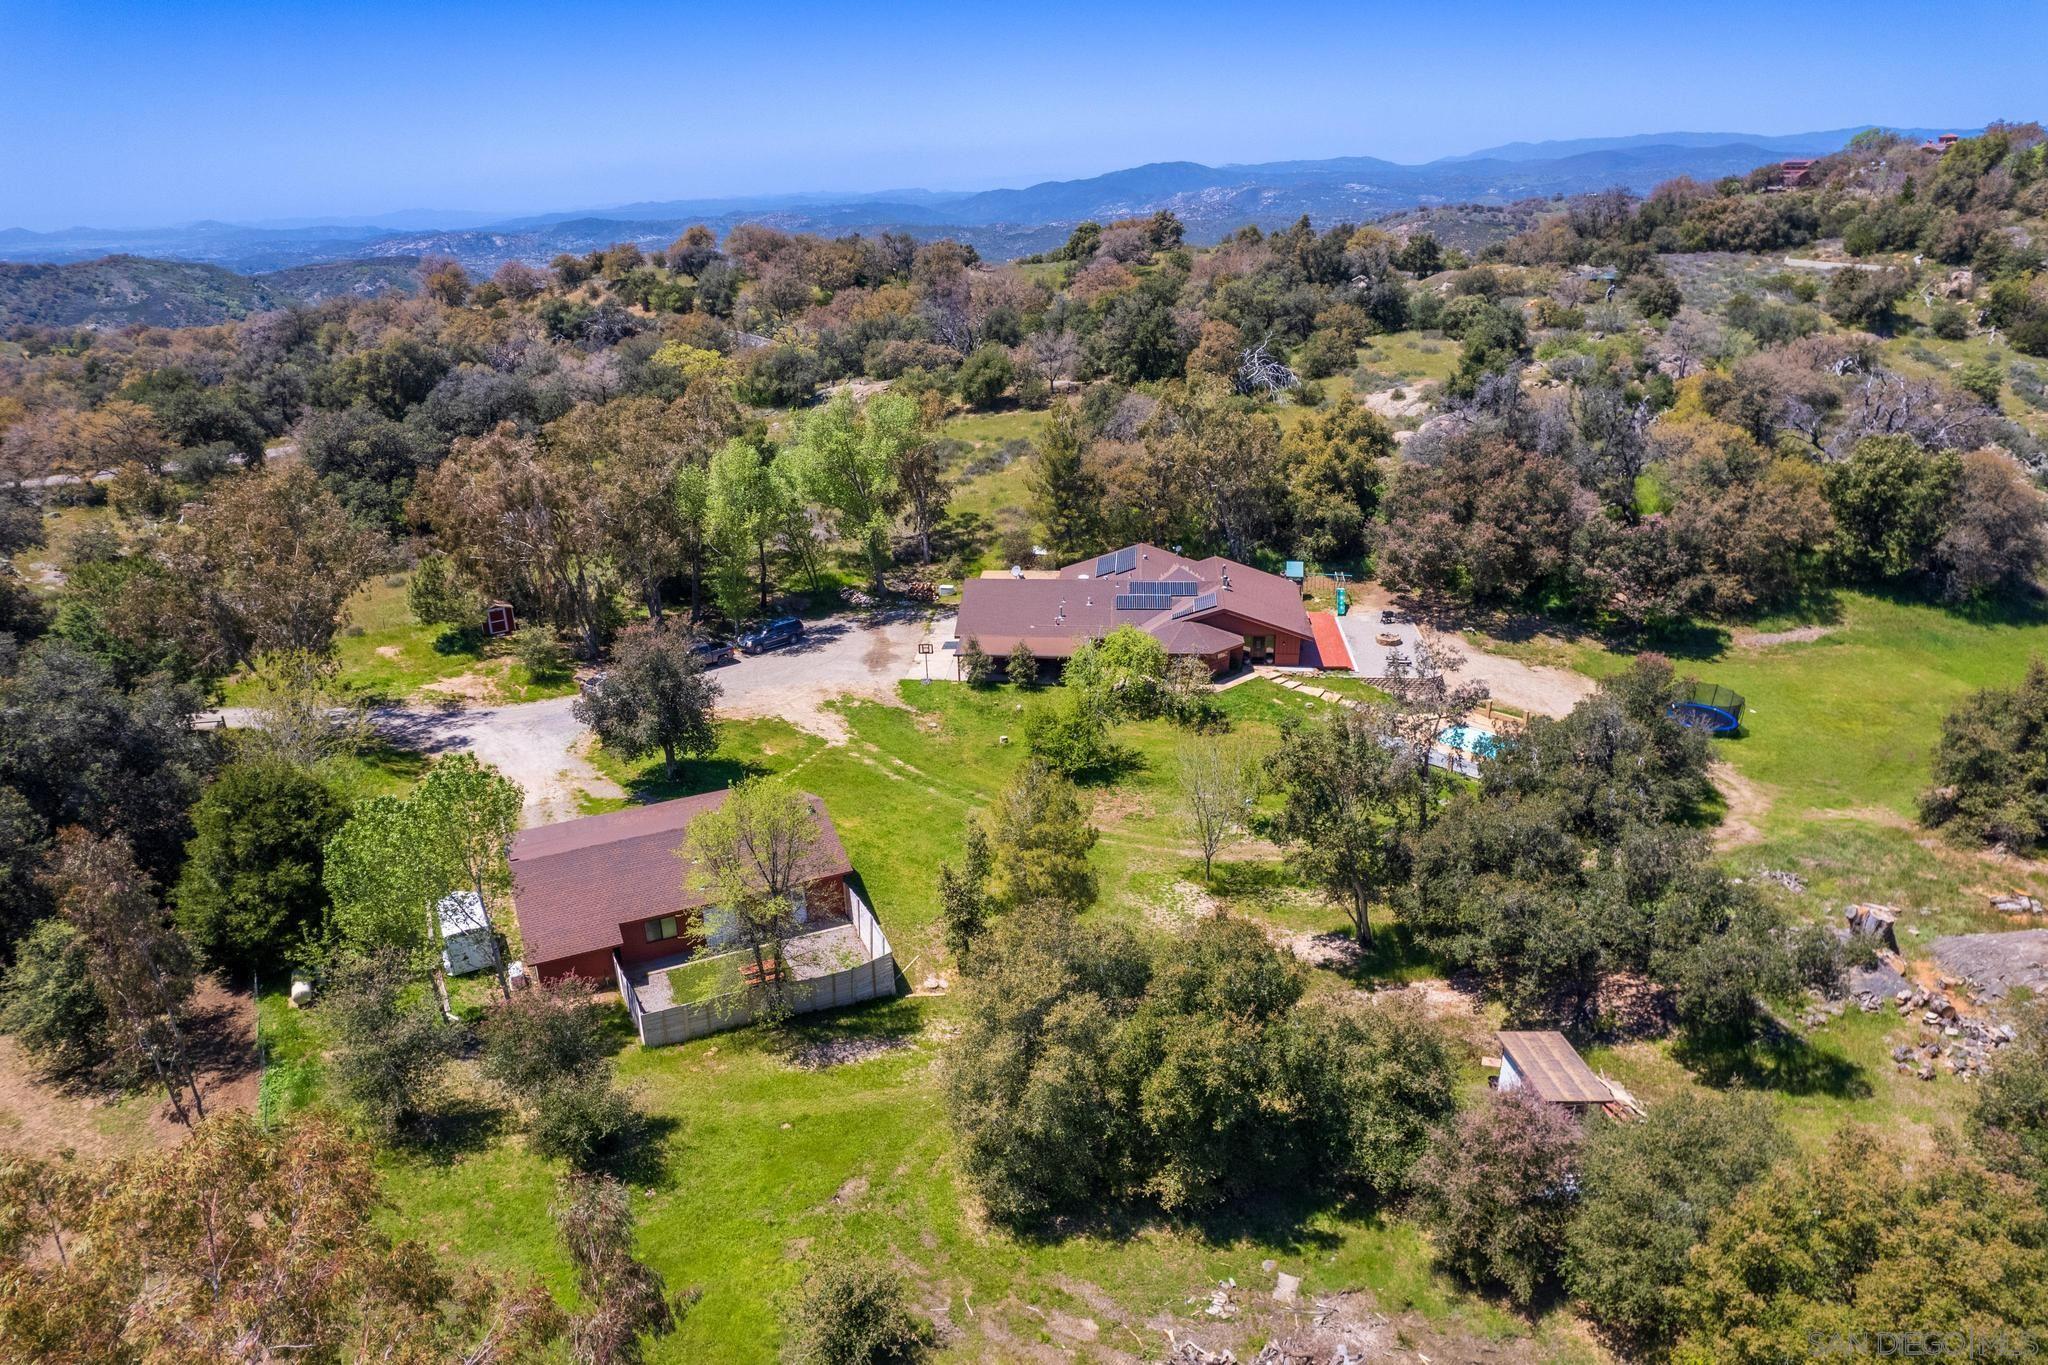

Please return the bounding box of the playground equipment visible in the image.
[1669,681,1745,735]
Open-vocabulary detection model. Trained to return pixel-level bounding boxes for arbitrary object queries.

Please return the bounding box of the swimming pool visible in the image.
[1438,724,1503,758]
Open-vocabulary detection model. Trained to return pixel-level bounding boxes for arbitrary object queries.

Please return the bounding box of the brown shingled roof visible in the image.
[1497,1031,1615,1105]
[955,543,1310,659]
[510,790,852,968]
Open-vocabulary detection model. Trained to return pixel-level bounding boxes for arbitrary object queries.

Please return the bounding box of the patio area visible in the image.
[623,914,868,1015]
[613,888,898,1046]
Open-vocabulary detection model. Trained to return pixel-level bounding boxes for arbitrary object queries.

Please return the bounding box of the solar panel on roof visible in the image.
[1172,591,1220,619]
[1093,553,1117,577]
[1125,579,1201,597]
[1113,547,1136,574]
[1114,594,1173,612]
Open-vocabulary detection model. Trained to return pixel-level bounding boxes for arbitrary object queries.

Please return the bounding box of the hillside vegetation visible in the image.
[0,254,420,328]
[4,122,2048,1363]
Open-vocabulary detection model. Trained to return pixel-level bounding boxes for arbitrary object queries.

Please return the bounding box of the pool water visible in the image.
[1438,724,1503,757]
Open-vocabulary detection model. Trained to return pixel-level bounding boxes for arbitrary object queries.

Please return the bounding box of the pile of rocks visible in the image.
[1886,984,2020,1080]
[1755,869,1807,894]
[1989,892,2046,916]
[1846,961,1910,1010]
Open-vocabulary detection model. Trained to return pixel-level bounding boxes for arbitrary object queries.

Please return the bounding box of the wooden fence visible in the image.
[627,886,897,1047]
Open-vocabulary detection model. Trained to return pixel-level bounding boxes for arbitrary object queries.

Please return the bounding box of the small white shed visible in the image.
[438,891,498,977]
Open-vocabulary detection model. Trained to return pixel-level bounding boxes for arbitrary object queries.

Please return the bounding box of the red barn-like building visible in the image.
[510,790,854,984]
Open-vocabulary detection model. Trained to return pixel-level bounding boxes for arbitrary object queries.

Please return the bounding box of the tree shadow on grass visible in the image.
[1006,1186,1348,1258]
[404,1094,513,1164]
[1338,921,1447,985]
[619,754,773,804]
[1200,858,1298,899]
[432,626,486,657]
[766,995,926,1071]
[1070,744,1146,788]
[1673,1027,1873,1100]
[595,1110,681,1189]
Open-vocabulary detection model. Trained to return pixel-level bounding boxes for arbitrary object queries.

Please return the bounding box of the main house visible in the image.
[510,789,897,1045]
[952,543,1313,675]
[511,788,855,983]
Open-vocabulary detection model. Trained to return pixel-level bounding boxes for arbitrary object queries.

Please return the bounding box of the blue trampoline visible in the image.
[1669,681,1745,735]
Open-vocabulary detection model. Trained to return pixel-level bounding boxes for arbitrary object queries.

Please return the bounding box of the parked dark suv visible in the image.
[689,637,736,668]
[736,616,803,654]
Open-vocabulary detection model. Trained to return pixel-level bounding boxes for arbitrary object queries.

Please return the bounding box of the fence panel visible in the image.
[630,892,901,1046]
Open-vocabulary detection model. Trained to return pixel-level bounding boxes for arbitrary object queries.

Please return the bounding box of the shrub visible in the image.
[1921,659,2048,852]
[1930,300,1970,339]
[1411,1088,1581,1306]
[480,977,638,1170]
[0,918,111,1077]
[512,625,569,681]
[172,760,344,971]
[1022,699,1119,779]
[324,951,461,1141]
[1061,626,1169,719]
[959,637,994,687]
[1005,640,1038,686]
[1563,1093,1788,1350]
[781,1246,930,1365]
[1970,999,2048,1191]
[407,553,479,627]
[955,345,1015,409]
[528,1071,640,1168]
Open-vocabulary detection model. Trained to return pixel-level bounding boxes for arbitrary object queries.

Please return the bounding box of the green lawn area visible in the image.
[225,573,582,706]
[265,677,1608,1361]
[935,407,1046,572]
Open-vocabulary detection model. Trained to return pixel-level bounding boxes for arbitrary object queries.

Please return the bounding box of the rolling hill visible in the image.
[0,255,420,329]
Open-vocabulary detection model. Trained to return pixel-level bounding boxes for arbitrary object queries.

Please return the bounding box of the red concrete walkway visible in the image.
[1307,611,1352,671]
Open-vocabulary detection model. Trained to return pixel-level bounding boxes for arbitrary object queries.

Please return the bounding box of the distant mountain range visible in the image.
[0,126,1974,328]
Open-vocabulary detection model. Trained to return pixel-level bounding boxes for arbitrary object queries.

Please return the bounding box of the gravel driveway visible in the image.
[1337,583,1594,719]
[204,610,955,826]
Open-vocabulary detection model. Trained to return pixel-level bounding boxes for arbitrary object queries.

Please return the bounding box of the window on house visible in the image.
[644,915,679,943]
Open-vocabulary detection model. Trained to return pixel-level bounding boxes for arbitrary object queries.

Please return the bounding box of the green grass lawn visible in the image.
[225,573,582,706]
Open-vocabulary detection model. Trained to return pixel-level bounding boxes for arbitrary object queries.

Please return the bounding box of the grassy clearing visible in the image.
[225,574,582,707]
[1355,331,1458,384]
[935,407,1046,571]
[11,503,117,589]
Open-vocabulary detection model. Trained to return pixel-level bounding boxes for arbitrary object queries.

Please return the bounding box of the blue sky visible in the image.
[1,0,2040,229]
